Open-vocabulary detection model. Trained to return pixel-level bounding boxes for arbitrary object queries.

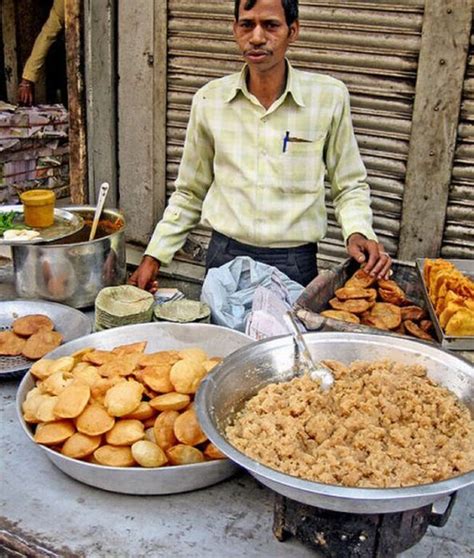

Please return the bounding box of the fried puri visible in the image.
[0,331,26,356]
[22,329,63,360]
[12,314,54,336]
[320,310,360,324]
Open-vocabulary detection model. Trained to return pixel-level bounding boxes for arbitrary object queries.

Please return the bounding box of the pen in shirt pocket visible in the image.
[282,131,313,152]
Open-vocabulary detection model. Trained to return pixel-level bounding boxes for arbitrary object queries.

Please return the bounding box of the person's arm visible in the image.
[128,89,214,291]
[19,0,65,104]
[325,83,391,278]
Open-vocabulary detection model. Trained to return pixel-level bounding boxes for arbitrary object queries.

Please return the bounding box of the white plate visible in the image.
[0,299,91,376]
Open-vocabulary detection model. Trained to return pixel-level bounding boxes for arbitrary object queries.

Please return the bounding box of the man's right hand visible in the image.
[128,255,160,293]
[18,79,35,106]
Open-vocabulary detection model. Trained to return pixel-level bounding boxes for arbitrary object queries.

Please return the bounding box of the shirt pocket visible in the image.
[278,134,326,194]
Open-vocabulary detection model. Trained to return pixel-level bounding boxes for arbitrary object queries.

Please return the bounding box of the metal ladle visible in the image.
[89,182,110,241]
[284,310,334,391]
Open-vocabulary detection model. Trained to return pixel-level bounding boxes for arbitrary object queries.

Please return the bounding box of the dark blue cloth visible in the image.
[206,230,318,287]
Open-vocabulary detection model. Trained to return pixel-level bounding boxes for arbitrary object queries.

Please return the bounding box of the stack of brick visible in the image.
[0,102,69,204]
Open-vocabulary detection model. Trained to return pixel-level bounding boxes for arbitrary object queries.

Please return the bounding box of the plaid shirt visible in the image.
[146,60,377,265]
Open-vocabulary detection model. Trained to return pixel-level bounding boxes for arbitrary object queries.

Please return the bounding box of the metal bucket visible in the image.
[12,206,126,309]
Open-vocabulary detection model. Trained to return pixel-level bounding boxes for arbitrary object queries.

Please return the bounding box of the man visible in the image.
[18,0,65,106]
[129,0,391,292]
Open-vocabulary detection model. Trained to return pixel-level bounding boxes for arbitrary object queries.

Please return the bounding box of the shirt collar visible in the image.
[224,59,306,108]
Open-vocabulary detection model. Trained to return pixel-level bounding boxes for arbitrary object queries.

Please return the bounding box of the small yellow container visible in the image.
[20,189,56,228]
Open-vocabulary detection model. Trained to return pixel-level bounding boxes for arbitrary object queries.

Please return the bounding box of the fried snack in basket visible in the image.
[0,331,26,356]
[344,268,377,289]
[423,258,474,337]
[320,310,360,324]
[334,287,376,301]
[377,279,407,306]
[24,342,227,469]
[404,320,434,341]
[12,314,54,337]
[328,297,371,315]
[367,303,401,330]
[400,305,426,322]
[322,266,436,341]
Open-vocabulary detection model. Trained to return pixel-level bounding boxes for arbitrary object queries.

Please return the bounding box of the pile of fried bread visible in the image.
[0,314,63,360]
[321,269,434,341]
[22,341,226,468]
[424,258,474,336]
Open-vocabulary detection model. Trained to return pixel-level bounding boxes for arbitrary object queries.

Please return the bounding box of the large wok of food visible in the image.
[196,332,474,514]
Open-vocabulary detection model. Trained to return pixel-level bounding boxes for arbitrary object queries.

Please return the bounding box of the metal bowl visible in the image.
[196,332,474,514]
[16,322,251,495]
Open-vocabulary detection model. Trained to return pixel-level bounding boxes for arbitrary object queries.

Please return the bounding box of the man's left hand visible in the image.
[347,233,392,279]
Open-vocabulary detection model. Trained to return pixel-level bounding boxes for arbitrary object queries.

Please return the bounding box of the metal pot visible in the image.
[196,332,474,514]
[12,206,126,309]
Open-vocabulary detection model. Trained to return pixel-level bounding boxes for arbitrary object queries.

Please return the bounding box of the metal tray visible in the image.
[416,258,474,351]
[16,322,252,495]
[0,205,84,245]
[0,300,91,377]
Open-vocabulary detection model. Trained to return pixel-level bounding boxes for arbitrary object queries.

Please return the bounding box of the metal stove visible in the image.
[272,492,457,558]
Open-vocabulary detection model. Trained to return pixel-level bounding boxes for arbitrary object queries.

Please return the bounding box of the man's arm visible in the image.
[128,89,214,291]
[19,0,65,104]
[325,83,391,278]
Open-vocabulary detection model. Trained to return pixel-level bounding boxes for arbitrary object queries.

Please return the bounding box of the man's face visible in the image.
[233,0,299,74]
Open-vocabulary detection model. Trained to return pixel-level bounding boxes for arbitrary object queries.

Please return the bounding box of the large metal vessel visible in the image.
[196,332,474,514]
[11,206,126,309]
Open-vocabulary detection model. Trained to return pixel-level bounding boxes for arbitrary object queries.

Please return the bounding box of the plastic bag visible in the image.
[200,256,304,331]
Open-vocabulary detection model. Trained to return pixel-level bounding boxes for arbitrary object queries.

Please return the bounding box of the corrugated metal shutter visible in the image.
[167,0,425,268]
[442,27,474,259]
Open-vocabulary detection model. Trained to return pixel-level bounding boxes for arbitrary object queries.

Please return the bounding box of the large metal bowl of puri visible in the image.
[16,322,251,495]
[12,206,126,309]
[196,332,474,514]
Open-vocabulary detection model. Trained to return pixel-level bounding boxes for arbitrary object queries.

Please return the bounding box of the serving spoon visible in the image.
[284,310,334,391]
[89,182,110,241]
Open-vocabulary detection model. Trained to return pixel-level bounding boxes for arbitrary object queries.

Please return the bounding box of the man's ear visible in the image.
[232,19,239,39]
[288,20,300,43]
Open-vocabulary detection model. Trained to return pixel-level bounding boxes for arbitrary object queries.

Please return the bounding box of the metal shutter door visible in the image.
[442,20,474,259]
[166,0,425,268]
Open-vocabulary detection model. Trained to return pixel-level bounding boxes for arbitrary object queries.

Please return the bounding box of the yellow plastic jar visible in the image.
[20,189,56,228]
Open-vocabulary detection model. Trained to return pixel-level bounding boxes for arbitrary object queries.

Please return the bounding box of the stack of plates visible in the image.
[153,299,211,324]
[95,285,154,331]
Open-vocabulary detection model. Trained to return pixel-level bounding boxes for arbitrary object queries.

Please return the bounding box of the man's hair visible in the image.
[234,0,299,26]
